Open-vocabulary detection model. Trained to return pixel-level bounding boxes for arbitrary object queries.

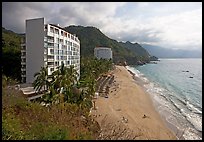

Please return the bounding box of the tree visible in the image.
[33,66,50,93]
[48,63,79,103]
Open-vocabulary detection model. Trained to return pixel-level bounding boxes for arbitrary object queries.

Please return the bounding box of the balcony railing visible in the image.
[21,48,26,51]
[47,58,54,61]
[47,39,54,43]
[48,63,54,67]
[21,68,26,71]
[21,43,26,46]
[21,55,26,59]
[47,45,54,48]
[21,62,26,65]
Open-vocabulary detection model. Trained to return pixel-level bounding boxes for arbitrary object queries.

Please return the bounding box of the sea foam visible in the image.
[126,62,202,140]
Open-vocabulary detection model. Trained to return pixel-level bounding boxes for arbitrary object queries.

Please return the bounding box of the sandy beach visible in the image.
[91,65,177,140]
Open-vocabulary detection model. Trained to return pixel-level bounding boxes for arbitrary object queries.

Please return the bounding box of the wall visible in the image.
[26,18,44,83]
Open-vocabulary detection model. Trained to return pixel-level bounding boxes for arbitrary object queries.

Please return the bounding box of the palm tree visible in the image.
[63,65,79,103]
[33,66,50,93]
[67,65,79,85]
[50,63,67,93]
[49,63,79,103]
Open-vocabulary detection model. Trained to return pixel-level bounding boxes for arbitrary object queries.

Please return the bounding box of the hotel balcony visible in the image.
[21,43,26,46]
[21,61,26,65]
[47,58,54,62]
[47,62,54,67]
[21,68,26,71]
[21,55,26,59]
[47,39,54,43]
[47,45,54,48]
[21,48,26,52]
[47,31,54,37]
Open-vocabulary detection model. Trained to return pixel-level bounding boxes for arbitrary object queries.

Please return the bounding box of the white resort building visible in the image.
[21,18,80,83]
[94,47,112,60]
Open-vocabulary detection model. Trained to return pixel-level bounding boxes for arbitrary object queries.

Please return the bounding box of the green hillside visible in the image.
[2,27,22,81]
[64,26,151,65]
[2,25,157,82]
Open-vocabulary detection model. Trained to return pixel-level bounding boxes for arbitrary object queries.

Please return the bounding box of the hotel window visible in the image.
[44,25,48,31]
[69,41,72,46]
[50,49,54,54]
[71,35,75,40]
[54,43,59,48]
[59,39,63,44]
[50,68,54,72]
[47,55,54,59]
[55,61,58,66]
[44,37,47,42]
[64,56,67,60]
[55,28,59,34]
[44,42,48,48]
[64,32,67,37]
[54,49,58,54]
[56,38,59,44]
[61,31,63,36]
[68,51,72,55]
[50,27,54,33]
[47,43,54,48]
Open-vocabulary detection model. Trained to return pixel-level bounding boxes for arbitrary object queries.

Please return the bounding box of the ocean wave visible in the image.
[185,112,202,132]
[167,97,202,133]
[183,127,202,140]
[126,65,202,139]
[186,101,202,114]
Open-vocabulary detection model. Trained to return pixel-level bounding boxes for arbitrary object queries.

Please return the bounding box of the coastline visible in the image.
[126,67,185,140]
[91,65,177,140]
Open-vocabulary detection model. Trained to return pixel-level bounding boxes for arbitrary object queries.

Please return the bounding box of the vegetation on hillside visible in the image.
[32,57,113,107]
[2,27,22,81]
[2,25,157,83]
[64,25,152,65]
[2,57,113,140]
[2,87,99,140]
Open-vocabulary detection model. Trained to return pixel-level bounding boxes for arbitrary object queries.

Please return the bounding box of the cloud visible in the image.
[99,3,202,51]
[149,8,202,50]
[2,2,202,51]
[2,2,53,33]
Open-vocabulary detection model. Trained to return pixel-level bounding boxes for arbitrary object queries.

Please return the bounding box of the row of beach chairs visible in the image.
[96,75,114,97]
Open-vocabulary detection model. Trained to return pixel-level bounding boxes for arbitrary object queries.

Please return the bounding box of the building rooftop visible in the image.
[49,23,67,31]
[95,46,111,49]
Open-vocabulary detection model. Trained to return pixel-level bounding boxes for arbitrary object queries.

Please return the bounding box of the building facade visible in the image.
[21,18,80,83]
[94,47,112,60]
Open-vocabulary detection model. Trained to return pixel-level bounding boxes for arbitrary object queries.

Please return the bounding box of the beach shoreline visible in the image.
[126,67,186,140]
[91,65,177,140]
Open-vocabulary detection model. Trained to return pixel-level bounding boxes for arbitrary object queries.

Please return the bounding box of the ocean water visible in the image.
[126,58,202,140]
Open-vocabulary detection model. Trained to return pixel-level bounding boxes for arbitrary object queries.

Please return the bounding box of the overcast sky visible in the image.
[2,2,202,51]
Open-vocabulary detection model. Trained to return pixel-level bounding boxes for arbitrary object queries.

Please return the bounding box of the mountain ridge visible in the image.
[2,26,157,66]
[141,43,202,58]
[64,25,155,65]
